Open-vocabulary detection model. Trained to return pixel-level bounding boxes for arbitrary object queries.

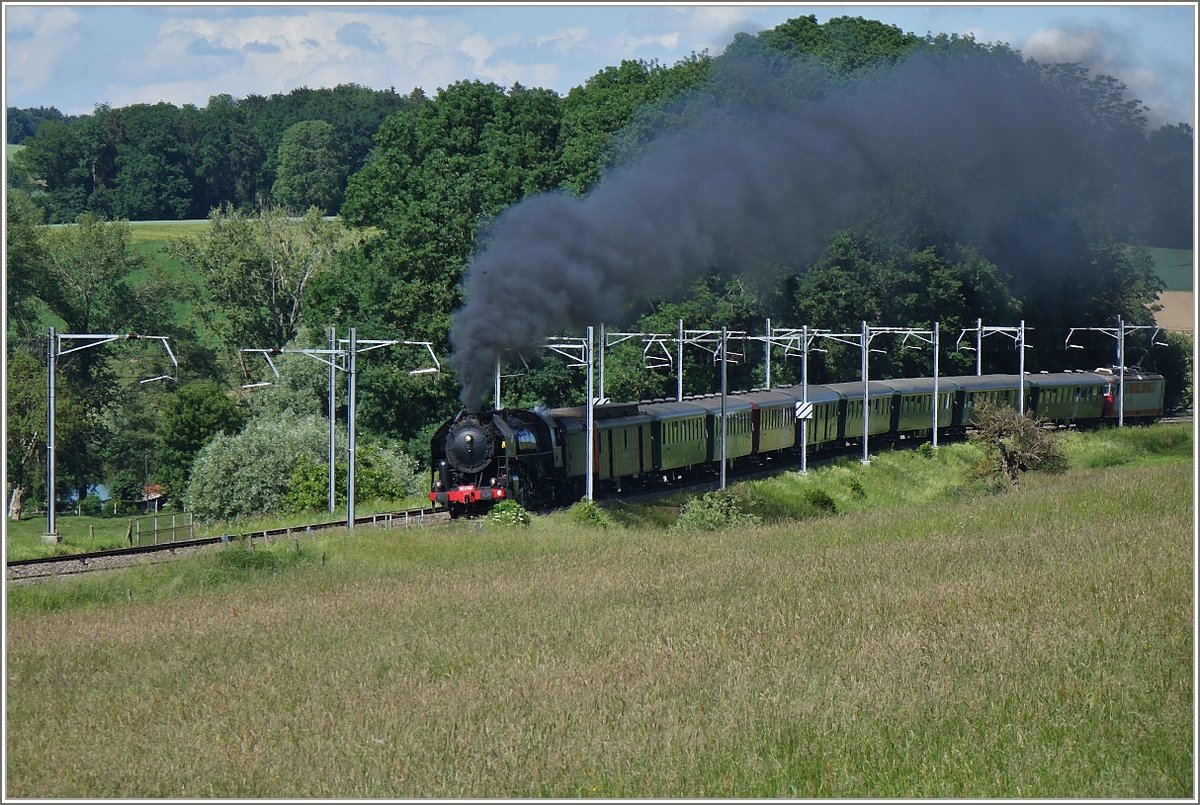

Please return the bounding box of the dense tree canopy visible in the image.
[9,84,411,222]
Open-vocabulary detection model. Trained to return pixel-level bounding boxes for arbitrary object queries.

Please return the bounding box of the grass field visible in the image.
[5,426,1193,798]
[4,496,430,562]
[1148,247,1194,292]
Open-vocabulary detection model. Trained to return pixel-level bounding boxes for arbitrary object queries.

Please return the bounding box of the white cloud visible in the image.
[4,6,82,96]
[1021,23,1191,125]
[100,9,493,105]
[1023,26,1110,66]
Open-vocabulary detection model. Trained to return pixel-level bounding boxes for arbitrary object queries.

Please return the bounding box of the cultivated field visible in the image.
[1155,291,1195,333]
[1147,247,1194,334]
[5,436,1193,799]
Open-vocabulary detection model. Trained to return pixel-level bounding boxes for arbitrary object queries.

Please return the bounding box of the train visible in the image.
[429,367,1166,517]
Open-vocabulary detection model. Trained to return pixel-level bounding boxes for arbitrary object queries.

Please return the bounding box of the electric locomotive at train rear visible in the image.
[428,408,567,517]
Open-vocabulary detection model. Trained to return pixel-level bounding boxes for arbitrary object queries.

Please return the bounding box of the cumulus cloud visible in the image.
[1021,23,1191,125]
[97,9,478,107]
[335,21,387,54]
[4,6,82,96]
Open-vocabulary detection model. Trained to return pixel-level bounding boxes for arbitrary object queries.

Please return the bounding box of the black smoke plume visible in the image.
[450,48,1146,409]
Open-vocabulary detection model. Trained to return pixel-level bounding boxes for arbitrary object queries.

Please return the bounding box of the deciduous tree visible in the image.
[271,119,346,213]
[177,205,365,368]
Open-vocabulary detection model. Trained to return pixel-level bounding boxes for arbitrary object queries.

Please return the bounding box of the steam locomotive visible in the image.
[429,367,1166,517]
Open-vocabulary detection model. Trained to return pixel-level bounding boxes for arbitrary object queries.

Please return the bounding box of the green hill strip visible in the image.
[1147,246,1194,291]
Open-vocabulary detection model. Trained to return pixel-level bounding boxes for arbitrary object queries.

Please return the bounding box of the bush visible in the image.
[567,499,612,529]
[488,500,531,528]
[803,487,838,514]
[282,452,332,513]
[671,489,761,532]
[186,415,425,522]
[186,416,332,522]
[968,401,1066,489]
[78,494,104,517]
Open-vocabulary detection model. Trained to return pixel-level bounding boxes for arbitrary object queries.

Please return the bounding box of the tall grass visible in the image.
[5,455,1192,798]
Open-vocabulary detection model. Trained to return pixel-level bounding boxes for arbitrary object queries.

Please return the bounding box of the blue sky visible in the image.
[3,3,1196,128]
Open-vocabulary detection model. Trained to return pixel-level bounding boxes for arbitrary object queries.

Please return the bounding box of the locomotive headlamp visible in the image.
[465,434,473,443]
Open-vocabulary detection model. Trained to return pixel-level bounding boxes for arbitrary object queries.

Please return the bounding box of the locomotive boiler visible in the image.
[428,409,566,517]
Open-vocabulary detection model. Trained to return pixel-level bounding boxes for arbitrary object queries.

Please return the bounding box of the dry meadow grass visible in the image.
[5,459,1193,798]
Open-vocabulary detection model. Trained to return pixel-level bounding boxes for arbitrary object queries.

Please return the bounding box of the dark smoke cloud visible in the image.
[449,48,1138,409]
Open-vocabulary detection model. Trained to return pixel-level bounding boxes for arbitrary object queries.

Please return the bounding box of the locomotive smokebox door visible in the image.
[446,422,494,473]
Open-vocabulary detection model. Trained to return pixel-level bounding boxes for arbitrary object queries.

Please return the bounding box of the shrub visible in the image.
[488,500,531,528]
[567,499,612,529]
[186,416,333,522]
[847,476,866,499]
[282,452,332,513]
[803,487,838,514]
[186,416,424,522]
[354,441,424,502]
[969,400,1066,489]
[671,489,761,532]
[78,494,104,517]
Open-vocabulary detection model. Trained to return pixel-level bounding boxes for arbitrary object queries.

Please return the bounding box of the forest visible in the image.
[5,15,1194,522]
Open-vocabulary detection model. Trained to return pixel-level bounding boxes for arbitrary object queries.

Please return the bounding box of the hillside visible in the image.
[1148,247,1194,292]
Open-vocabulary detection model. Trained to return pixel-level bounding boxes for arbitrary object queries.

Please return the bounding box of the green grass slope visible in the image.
[6,428,1193,798]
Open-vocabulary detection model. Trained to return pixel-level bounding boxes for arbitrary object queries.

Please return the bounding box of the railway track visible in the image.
[7,506,449,585]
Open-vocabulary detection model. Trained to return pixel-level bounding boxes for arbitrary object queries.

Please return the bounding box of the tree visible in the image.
[193,94,264,212]
[479,86,565,208]
[5,350,46,519]
[757,14,922,73]
[11,118,88,222]
[155,380,247,500]
[271,119,346,213]
[108,102,196,220]
[5,189,50,343]
[6,105,70,144]
[177,205,365,369]
[40,214,149,336]
[559,57,711,193]
[968,401,1066,489]
[1133,122,1194,247]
